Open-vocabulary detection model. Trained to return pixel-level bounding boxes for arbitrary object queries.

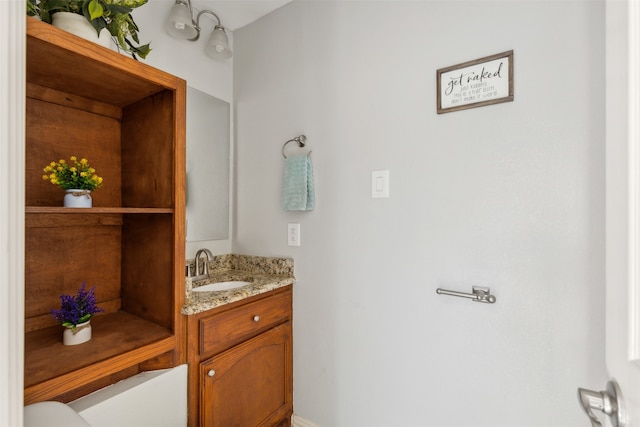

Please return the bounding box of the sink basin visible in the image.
[192,281,251,292]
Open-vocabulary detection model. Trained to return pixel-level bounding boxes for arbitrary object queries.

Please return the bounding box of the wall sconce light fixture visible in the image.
[165,0,232,60]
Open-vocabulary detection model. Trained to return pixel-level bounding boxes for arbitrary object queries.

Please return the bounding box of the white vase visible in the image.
[64,189,92,208]
[63,320,92,346]
[51,12,111,48]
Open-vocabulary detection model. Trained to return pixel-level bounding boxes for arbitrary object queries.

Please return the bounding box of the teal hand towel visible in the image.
[282,154,315,211]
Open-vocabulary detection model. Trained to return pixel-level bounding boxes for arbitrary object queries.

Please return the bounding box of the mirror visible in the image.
[186,87,230,241]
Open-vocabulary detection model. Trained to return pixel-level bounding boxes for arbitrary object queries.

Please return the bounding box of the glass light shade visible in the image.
[165,2,198,40]
[204,27,232,59]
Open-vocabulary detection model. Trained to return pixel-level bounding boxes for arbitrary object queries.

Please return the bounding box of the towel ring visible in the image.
[282,135,307,158]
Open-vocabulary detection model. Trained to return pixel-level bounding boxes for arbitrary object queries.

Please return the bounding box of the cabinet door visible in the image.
[200,322,292,427]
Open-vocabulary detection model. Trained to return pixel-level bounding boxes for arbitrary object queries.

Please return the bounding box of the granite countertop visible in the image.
[181,254,295,315]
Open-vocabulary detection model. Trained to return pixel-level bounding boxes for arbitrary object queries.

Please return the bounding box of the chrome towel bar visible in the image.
[436,286,496,304]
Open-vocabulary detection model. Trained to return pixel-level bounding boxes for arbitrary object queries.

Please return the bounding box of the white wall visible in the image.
[133,0,234,257]
[233,1,607,426]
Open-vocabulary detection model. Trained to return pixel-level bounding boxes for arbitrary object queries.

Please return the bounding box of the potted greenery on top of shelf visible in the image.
[27,0,151,59]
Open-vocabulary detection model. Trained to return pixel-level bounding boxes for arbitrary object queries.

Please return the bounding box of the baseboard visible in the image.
[292,414,321,427]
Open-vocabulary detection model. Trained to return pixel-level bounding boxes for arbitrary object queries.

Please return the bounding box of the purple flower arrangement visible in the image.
[50,283,103,330]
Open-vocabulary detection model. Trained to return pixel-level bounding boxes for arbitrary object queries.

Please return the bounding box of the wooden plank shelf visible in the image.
[26,206,174,214]
[24,311,175,404]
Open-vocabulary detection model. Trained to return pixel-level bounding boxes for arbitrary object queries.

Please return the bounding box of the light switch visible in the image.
[371,170,389,198]
[288,223,301,246]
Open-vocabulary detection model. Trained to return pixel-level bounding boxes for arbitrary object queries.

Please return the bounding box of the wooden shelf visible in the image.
[26,206,174,214]
[24,311,175,404]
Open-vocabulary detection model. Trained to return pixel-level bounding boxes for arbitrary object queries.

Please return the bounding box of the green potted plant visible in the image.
[27,0,151,59]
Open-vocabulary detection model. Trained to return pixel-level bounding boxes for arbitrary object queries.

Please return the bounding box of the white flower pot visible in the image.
[51,12,111,48]
[64,189,92,208]
[63,321,92,346]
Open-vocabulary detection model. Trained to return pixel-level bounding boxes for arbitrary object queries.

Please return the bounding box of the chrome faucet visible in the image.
[194,248,214,278]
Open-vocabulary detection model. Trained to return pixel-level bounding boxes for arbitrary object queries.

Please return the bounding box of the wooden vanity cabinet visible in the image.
[24,18,186,404]
[187,286,293,427]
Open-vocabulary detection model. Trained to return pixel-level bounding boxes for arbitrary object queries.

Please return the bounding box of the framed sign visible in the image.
[437,50,514,114]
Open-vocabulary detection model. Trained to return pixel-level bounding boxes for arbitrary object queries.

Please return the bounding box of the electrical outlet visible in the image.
[372,170,389,198]
[288,223,301,246]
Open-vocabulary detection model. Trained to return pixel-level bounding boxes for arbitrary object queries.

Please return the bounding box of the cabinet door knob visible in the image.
[253,315,260,322]
[207,369,215,377]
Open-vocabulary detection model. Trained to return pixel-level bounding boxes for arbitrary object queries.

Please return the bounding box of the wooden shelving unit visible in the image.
[24,17,186,404]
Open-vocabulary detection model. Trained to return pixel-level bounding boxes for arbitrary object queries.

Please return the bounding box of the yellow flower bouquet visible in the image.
[42,156,103,191]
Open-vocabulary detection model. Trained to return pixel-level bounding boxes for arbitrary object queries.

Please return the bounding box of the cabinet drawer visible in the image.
[199,289,291,356]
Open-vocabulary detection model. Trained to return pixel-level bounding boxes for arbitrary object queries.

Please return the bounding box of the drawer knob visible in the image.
[208,369,215,377]
[253,315,260,322]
